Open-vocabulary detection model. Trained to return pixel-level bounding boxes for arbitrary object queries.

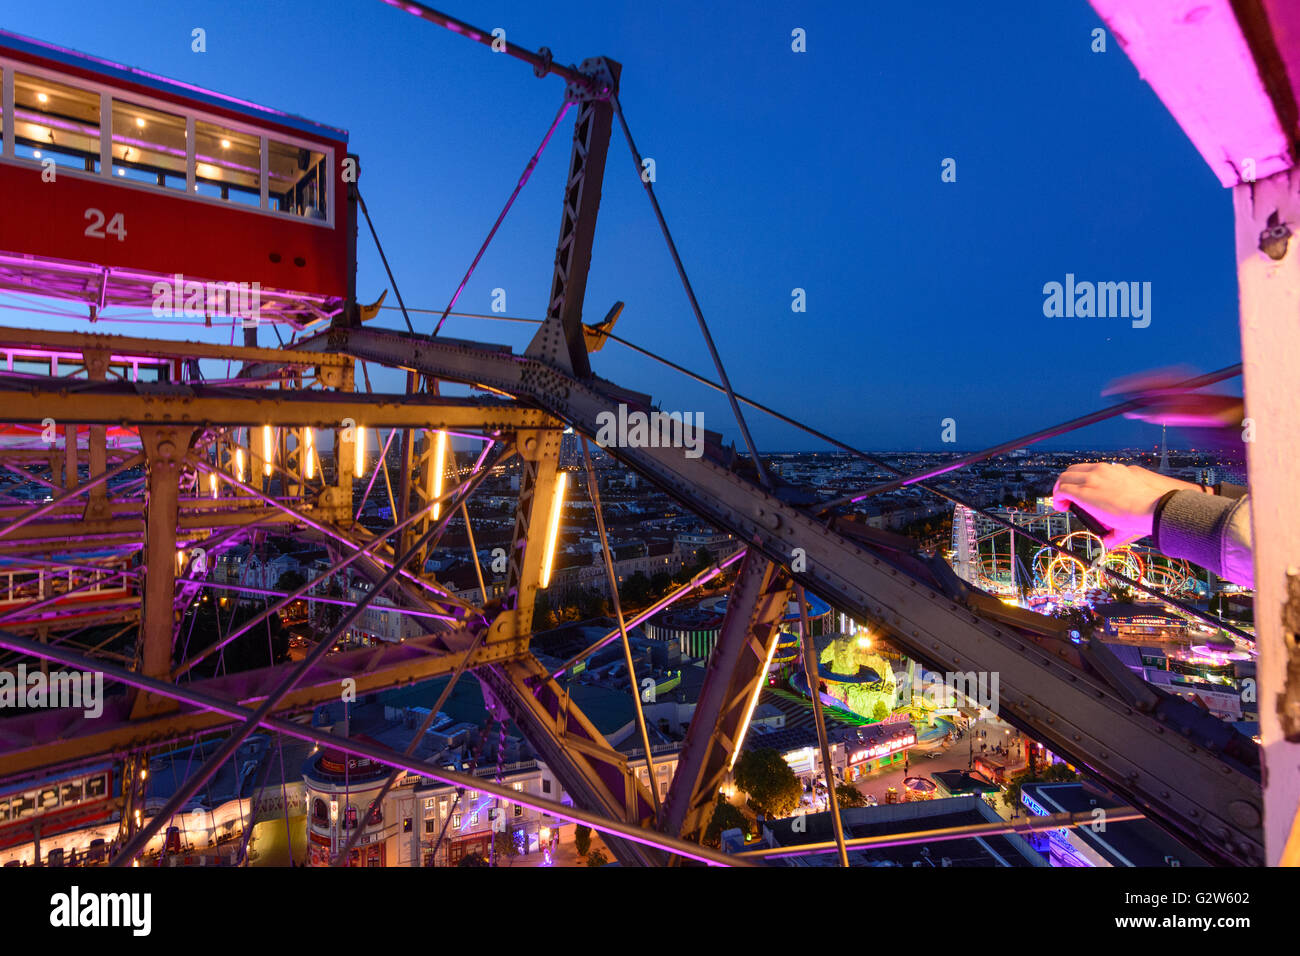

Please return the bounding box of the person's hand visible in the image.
[1051,463,1204,548]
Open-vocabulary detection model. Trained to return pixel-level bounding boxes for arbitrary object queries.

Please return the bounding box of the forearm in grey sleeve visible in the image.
[1153,490,1254,588]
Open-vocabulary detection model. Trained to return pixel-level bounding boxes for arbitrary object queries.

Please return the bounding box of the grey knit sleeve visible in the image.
[1153,490,1254,588]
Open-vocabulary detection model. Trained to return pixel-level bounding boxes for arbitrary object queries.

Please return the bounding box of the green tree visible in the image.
[576,587,610,620]
[457,851,488,867]
[1001,761,1078,810]
[733,748,802,819]
[872,700,890,722]
[275,569,307,594]
[313,575,345,635]
[573,824,592,857]
[586,848,609,867]
[835,783,869,808]
[650,572,673,597]
[533,590,555,630]
[703,798,750,847]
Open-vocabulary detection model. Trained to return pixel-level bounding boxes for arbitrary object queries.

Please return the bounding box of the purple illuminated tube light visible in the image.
[193,458,478,618]
[174,461,474,677]
[175,579,450,619]
[0,628,746,867]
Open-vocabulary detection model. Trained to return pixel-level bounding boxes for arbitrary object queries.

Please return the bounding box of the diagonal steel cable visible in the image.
[356,187,416,335]
[432,100,574,337]
[609,92,771,488]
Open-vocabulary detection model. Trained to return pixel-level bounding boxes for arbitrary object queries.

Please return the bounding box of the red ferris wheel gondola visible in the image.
[0,30,355,329]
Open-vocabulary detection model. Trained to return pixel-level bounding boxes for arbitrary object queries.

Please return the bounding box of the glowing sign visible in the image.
[849,733,915,765]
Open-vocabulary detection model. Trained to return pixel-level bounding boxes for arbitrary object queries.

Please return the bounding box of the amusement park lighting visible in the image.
[220,138,231,149]
[234,447,244,482]
[36,92,47,103]
[429,429,447,520]
[262,425,273,475]
[208,472,218,499]
[539,471,567,589]
[728,630,782,772]
[135,117,145,128]
[857,634,872,649]
[354,425,366,478]
[304,428,315,480]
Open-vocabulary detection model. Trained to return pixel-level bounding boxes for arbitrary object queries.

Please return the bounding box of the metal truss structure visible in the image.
[0,0,1281,869]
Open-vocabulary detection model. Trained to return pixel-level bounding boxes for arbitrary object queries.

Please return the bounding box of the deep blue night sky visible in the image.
[2,0,1242,451]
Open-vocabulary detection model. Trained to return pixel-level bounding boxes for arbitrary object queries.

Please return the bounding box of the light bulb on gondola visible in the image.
[354,425,366,478]
[235,447,244,483]
[209,472,218,499]
[262,425,273,476]
[304,428,315,480]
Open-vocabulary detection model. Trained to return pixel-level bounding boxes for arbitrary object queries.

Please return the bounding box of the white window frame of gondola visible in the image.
[0,55,335,228]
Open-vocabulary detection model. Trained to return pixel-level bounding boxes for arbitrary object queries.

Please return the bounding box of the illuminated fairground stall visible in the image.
[843,723,917,782]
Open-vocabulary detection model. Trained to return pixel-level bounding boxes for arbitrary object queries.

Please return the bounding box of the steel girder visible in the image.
[130,426,192,720]
[313,326,1265,866]
[0,628,530,779]
[0,599,140,636]
[0,378,556,431]
[0,625,742,866]
[0,323,353,370]
[0,508,295,555]
[661,551,792,841]
[502,428,562,638]
[525,57,621,378]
